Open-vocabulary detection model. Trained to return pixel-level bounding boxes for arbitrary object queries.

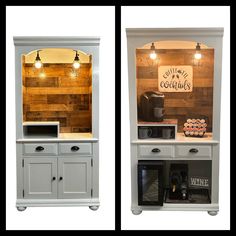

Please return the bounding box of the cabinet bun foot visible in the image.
[208,211,218,216]
[17,207,27,211]
[89,206,99,211]
[132,209,142,215]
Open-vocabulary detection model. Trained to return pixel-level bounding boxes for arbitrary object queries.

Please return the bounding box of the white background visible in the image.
[6,6,115,230]
[121,6,230,230]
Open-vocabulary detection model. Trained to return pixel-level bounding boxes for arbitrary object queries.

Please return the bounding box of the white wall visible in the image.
[121,6,230,230]
[6,6,115,230]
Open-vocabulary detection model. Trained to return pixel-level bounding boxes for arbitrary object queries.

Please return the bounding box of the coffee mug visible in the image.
[139,127,152,139]
[162,128,174,139]
[153,107,164,119]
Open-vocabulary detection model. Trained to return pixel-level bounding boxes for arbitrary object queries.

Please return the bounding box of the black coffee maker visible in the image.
[139,91,165,122]
[169,164,188,200]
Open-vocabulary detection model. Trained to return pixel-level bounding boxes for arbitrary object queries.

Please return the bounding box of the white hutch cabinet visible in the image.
[14,37,99,211]
[126,28,223,215]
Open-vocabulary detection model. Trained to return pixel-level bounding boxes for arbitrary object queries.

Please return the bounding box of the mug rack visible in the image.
[138,119,177,140]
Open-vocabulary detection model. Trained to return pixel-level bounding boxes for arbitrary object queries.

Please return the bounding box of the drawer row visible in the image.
[138,144,212,159]
[22,143,92,156]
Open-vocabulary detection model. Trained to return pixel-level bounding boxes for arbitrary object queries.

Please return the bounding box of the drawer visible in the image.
[139,145,174,158]
[176,145,212,158]
[23,143,58,155]
[59,143,92,155]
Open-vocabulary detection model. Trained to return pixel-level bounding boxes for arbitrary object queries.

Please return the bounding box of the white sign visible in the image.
[158,66,193,92]
[190,177,209,187]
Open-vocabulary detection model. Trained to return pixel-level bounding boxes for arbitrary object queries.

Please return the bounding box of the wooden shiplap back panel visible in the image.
[136,49,214,132]
[23,63,92,133]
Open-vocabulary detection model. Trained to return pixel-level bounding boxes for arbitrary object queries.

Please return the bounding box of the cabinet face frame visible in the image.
[126,28,223,213]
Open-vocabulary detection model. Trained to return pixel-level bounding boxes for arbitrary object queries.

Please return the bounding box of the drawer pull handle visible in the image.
[52,177,56,181]
[59,177,63,181]
[71,146,80,152]
[189,148,198,153]
[152,148,161,153]
[35,146,44,152]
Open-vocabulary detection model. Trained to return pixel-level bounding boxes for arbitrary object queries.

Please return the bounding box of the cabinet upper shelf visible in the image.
[132,132,217,144]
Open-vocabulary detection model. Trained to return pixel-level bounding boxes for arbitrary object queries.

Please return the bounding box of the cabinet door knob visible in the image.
[152,148,161,153]
[59,177,63,181]
[35,146,44,152]
[189,148,198,153]
[52,177,56,181]
[71,146,80,152]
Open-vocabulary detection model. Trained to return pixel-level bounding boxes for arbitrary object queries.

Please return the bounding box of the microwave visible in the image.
[138,160,164,206]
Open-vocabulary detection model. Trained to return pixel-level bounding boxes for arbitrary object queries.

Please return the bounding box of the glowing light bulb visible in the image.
[149,42,157,60]
[34,60,42,69]
[34,50,43,69]
[73,50,80,69]
[150,51,157,60]
[73,61,80,69]
[194,43,202,60]
[194,52,202,60]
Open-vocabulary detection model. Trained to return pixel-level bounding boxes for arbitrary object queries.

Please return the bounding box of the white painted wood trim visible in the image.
[16,139,99,143]
[132,140,219,144]
[131,203,219,211]
[13,36,100,46]
[16,198,100,207]
[126,28,224,37]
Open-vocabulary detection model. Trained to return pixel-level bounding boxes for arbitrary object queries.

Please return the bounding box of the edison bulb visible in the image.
[73,61,80,69]
[34,60,42,69]
[150,52,157,60]
[194,52,202,60]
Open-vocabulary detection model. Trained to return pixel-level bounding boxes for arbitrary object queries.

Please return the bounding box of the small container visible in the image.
[183,118,207,138]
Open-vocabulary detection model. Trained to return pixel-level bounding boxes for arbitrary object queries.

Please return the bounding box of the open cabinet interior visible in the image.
[22,48,92,139]
[138,160,212,206]
[136,41,214,140]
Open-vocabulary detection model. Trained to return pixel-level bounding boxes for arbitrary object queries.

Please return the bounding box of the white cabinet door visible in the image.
[24,158,57,199]
[58,157,92,199]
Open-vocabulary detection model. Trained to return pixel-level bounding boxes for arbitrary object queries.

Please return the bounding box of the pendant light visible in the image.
[149,42,157,60]
[34,50,43,69]
[194,43,202,60]
[73,50,80,69]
